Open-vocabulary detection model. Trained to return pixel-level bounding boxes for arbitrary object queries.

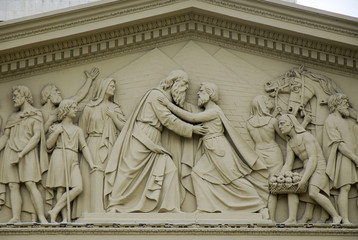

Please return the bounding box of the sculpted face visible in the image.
[50,87,62,105]
[197,86,210,107]
[13,90,25,108]
[106,81,116,97]
[337,99,350,117]
[278,116,293,135]
[67,103,78,119]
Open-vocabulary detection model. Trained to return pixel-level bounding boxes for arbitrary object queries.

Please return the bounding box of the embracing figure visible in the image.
[159,82,268,215]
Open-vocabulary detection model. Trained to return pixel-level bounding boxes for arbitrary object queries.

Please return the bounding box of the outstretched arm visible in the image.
[281,143,295,173]
[158,96,216,123]
[71,67,99,103]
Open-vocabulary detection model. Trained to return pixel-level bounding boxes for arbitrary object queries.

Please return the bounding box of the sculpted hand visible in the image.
[12,152,24,165]
[90,164,103,173]
[157,96,171,107]
[297,180,306,192]
[55,125,64,135]
[85,67,100,81]
[193,124,208,135]
[106,107,116,119]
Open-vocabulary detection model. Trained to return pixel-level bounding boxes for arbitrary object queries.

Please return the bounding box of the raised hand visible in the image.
[84,67,100,81]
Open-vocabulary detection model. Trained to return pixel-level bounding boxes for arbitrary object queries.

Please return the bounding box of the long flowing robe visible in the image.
[104,88,194,212]
[73,78,126,217]
[191,105,267,212]
[324,114,358,189]
[247,116,283,175]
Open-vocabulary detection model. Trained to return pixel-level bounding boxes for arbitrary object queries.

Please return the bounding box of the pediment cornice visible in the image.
[0,0,357,82]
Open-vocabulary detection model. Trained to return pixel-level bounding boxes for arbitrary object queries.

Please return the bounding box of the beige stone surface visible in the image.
[0,0,357,236]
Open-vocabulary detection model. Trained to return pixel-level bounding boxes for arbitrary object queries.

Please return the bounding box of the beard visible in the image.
[337,105,350,118]
[171,81,187,108]
[198,94,209,107]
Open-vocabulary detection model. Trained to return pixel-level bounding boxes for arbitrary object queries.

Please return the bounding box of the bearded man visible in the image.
[0,86,48,223]
[104,70,207,213]
[323,93,358,224]
[158,82,269,215]
[40,67,99,132]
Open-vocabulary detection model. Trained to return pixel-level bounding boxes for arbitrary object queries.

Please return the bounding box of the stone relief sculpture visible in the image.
[46,99,99,223]
[0,66,356,225]
[158,82,269,217]
[74,77,126,217]
[0,86,48,223]
[104,70,207,213]
[278,114,342,224]
[323,93,358,224]
[246,95,285,221]
[264,65,340,145]
[40,67,99,133]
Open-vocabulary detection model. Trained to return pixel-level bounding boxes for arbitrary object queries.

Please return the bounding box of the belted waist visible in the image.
[55,147,78,153]
[201,132,224,141]
[88,133,102,137]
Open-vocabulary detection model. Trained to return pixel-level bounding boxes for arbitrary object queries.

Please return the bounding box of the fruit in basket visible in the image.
[277,176,285,183]
[269,176,277,183]
[284,171,293,178]
[292,175,301,183]
[285,177,293,183]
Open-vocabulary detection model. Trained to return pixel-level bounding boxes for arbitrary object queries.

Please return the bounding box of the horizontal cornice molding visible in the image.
[0,0,357,82]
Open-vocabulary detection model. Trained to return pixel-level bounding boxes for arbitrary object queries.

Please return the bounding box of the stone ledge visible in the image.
[0,223,357,240]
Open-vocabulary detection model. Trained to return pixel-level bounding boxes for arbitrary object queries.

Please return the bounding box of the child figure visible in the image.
[46,99,99,222]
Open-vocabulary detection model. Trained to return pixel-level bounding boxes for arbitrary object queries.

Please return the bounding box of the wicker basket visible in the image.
[269,182,307,195]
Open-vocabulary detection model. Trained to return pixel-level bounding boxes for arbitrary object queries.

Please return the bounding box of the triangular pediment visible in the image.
[0,0,357,82]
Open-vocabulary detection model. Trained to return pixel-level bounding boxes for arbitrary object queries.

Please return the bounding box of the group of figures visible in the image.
[0,66,357,225]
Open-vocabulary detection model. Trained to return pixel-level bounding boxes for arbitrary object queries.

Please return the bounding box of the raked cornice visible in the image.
[0,0,357,82]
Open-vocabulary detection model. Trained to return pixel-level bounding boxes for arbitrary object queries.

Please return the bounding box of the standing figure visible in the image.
[159,82,268,215]
[247,95,285,221]
[40,67,99,133]
[74,77,125,216]
[278,114,342,224]
[104,70,207,213]
[0,86,48,223]
[323,93,358,224]
[46,99,99,222]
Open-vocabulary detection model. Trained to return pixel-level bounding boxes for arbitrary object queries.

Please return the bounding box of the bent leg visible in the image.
[308,185,341,224]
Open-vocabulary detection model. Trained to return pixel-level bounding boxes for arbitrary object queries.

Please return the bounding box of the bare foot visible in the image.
[8,217,21,224]
[332,216,342,224]
[283,218,297,224]
[48,210,57,223]
[298,215,312,223]
[39,215,48,224]
[342,218,351,224]
[259,207,269,220]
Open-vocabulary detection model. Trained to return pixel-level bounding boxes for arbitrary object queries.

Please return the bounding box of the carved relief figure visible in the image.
[104,70,207,213]
[246,95,284,221]
[0,86,48,223]
[74,78,126,216]
[278,114,342,224]
[159,82,268,216]
[323,93,358,224]
[46,99,99,222]
[40,67,99,132]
